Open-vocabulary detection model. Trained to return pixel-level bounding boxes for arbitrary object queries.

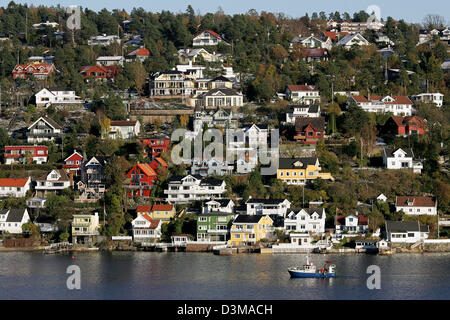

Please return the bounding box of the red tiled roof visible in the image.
[287,85,318,92]
[0,178,29,187]
[386,96,413,105]
[128,47,150,56]
[151,204,173,212]
[390,116,426,128]
[137,205,152,212]
[335,214,368,226]
[205,30,223,40]
[155,157,168,167]
[396,196,436,207]
[351,95,369,103]
[141,214,161,229]
[137,163,157,177]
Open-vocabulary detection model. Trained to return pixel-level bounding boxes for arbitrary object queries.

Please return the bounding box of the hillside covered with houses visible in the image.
[0,3,449,253]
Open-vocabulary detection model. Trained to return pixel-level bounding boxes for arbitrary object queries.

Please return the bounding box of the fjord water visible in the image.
[0,252,449,299]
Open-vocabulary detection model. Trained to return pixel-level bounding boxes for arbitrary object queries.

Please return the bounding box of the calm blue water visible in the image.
[0,251,449,299]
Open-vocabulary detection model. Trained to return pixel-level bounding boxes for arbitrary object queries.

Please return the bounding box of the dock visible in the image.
[43,242,73,254]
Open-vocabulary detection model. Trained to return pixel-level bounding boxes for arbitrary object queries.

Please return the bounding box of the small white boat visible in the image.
[288,253,336,278]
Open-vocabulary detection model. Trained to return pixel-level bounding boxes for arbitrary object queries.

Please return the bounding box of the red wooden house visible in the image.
[294,117,325,145]
[382,116,427,136]
[138,136,170,158]
[126,163,157,197]
[63,150,84,175]
[80,65,119,81]
[12,63,56,80]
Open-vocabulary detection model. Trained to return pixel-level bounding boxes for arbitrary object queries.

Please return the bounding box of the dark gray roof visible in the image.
[287,104,319,113]
[383,147,414,158]
[202,211,234,216]
[386,221,429,233]
[234,214,264,224]
[210,76,231,82]
[5,209,27,223]
[278,157,318,170]
[295,117,325,131]
[200,178,224,186]
[215,199,233,206]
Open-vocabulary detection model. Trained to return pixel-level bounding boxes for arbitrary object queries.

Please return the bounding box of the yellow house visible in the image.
[71,212,100,244]
[137,204,175,223]
[228,215,273,247]
[277,157,334,185]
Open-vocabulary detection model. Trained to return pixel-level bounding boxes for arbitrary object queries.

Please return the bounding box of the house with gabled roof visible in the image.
[335,213,369,234]
[382,116,427,136]
[138,136,170,159]
[285,84,320,105]
[35,169,72,195]
[0,177,31,198]
[284,208,326,234]
[63,150,84,175]
[80,65,119,81]
[0,208,31,234]
[294,117,326,145]
[382,147,423,173]
[290,35,331,50]
[198,88,243,108]
[126,47,150,62]
[132,214,162,243]
[35,87,82,108]
[27,116,63,143]
[13,62,56,80]
[136,203,175,223]
[126,163,158,197]
[395,196,437,215]
[193,30,230,47]
[109,120,141,139]
[336,33,370,48]
[229,214,274,246]
[203,199,235,214]
[349,95,413,116]
[385,220,429,243]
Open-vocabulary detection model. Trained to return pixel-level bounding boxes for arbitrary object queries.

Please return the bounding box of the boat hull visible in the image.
[288,270,336,278]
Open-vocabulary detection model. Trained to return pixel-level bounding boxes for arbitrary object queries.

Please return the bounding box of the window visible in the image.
[199,217,207,222]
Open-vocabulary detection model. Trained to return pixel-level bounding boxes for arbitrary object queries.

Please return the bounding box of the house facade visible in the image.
[132,214,162,243]
[203,199,235,214]
[191,157,234,177]
[286,85,320,105]
[382,116,427,136]
[0,177,31,198]
[197,212,235,242]
[4,145,48,164]
[286,104,321,123]
[246,198,291,217]
[193,30,229,47]
[193,107,237,133]
[96,56,124,67]
[63,150,84,175]
[335,214,369,234]
[395,196,437,216]
[35,88,82,108]
[109,120,141,139]
[412,93,444,107]
[80,65,119,81]
[349,95,413,116]
[27,116,63,143]
[126,47,150,62]
[126,163,158,197]
[385,221,429,243]
[138,136,170,158]
[197,88,244,108]
[164,175,226,204]
[229,215,273,246]
[0,208,31,234]
[294,117,325,145]
[35,169,72,195]
[71,212,100,244]
[12,62,56,79]
[277,157,334,185]
[336,33,370,48]
[284,208,326,234]
[382,147,423,174]
[136,204,175,223]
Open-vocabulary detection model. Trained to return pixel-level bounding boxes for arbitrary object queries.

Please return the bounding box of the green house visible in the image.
[196,212,235,242]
